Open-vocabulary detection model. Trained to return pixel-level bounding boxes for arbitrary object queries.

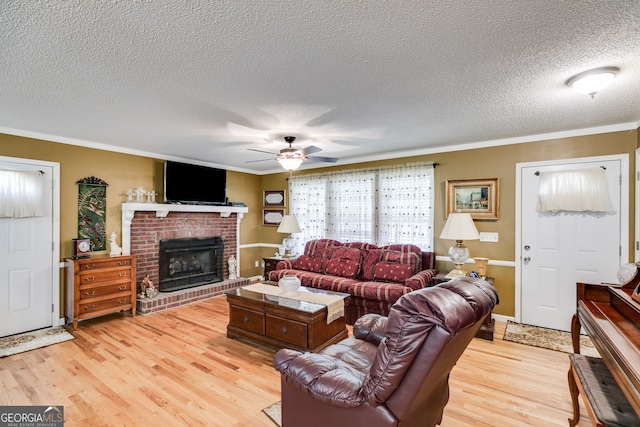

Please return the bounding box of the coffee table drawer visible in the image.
[229,306,264,335]
[266,314,307,348]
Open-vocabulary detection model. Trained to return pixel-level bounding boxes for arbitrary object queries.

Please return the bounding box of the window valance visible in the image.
[0,170,45,218]
[536,168,615,214]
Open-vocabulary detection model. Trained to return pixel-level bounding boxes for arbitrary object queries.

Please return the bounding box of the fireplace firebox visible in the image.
[159,237,224,292]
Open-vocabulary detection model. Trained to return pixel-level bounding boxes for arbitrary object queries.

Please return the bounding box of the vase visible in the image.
[278,274,301,293]
[474,257,489,277]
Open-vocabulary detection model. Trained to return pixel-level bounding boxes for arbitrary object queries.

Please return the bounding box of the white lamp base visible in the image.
[282,236,296,258]
[445,266,467,279]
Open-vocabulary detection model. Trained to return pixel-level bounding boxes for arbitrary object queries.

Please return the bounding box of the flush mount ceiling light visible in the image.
[566,66,619,98]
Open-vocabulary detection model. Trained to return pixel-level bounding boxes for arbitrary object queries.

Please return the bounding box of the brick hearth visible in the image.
[137,278,249,314]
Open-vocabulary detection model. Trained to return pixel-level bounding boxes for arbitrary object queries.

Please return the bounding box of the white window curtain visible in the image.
[377,163,434,249]
[0,170,45,218]
[536,168,615,214]
[288,162,435,255]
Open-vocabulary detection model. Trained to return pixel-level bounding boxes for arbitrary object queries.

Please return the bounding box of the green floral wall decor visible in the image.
[76,176,108,251]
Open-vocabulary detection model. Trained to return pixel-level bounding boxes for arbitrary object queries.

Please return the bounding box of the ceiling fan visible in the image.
[247,136,338,170]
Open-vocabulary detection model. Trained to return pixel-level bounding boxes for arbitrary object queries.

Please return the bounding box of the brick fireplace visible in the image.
[121,203,249,313]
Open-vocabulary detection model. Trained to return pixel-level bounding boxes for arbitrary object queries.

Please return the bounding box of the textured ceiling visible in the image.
[2,1,639,174]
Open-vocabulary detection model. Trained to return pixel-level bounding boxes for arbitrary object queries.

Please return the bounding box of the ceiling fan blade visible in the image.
[245,158,273,163]
[302,145,322,155]
[248,148,278,155]
[306,155,338,163]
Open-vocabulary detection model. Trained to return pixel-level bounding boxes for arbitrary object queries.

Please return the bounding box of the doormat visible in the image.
[262,401,281,426]
[0,327,74,358]
[503,320,599,357]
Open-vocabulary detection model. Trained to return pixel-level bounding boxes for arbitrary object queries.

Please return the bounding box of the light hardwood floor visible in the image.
[0,295,593,426]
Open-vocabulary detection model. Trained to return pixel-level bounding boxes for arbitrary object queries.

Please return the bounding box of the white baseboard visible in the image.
[492,313,513,324]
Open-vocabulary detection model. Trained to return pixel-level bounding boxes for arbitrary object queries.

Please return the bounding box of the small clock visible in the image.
[73,238,91,259]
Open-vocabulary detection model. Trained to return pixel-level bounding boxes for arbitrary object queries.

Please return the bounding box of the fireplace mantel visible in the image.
[121,203,248,256]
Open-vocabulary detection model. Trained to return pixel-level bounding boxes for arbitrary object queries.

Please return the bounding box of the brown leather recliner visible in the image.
[272,277,499,427]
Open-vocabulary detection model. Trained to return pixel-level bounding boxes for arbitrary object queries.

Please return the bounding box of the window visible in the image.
[288,162,434,254]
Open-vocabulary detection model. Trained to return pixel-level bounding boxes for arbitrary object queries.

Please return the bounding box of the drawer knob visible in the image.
[84,276,96,282]
[118,299,127,304]
[84,304,95,311]
[84,290,96,296]
[83,264,96,270]
[118,285,128,291]
[118,272,128,277]
[281,327,288,334]
[243,316,249,323]
[118,261,128,266]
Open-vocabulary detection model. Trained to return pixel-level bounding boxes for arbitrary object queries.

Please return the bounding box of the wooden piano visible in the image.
[569,268,640,426]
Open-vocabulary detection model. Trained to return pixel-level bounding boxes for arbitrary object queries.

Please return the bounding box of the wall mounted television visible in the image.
[164,161,227,205]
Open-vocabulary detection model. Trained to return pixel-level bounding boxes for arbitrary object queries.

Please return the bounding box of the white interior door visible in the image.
[518,155,626,332]
[0,157,59,337]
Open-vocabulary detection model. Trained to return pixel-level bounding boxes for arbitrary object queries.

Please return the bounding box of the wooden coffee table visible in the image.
[225,283,349,352]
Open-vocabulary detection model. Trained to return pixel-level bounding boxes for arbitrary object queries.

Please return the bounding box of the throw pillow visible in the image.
[325,247,363,279]
[296,255,324,273]
[373,262,413,283]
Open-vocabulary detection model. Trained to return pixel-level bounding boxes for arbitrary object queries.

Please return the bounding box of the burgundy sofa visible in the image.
[273,277,499,427]
[268,239,438,324]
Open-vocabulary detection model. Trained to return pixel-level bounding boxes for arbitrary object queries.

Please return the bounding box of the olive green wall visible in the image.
[257,129,639,317]
[0,133,261,283]
[2,129,638,319]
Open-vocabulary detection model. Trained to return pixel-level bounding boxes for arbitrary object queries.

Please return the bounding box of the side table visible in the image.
[432,272,495,341]
[263,256,283,280]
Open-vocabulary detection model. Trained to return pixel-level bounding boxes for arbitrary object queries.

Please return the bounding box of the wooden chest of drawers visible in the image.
[65,254,137,330]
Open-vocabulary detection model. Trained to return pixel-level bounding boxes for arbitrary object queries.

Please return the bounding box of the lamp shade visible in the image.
[277,215,302,234]
[439,213,480,241]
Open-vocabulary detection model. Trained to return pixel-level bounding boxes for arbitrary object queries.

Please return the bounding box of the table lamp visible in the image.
[439,212,480,278]
[277,215,301,258]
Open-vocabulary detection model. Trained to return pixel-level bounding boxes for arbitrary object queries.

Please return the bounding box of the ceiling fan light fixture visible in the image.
[277,157,303,171]
[566,66,619,98]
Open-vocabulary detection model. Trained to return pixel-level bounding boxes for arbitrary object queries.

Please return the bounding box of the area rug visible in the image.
[503,321,599,357]
[262,401,281,426]
[0,326,75,358]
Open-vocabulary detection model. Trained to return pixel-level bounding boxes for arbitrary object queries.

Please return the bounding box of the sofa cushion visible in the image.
[421,251,436,270]
[373,262,414,283]
[325,247,362,279]
[342,242,378,251]
[302,239,341,273]
[304,239,341,258]
[351,281,412,303]
[380,244,422,274]
[360,249,382,281]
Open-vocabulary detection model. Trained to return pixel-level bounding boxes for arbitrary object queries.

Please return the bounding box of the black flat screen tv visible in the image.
[164,161,227,205]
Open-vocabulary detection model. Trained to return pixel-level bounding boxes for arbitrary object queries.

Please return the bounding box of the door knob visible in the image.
[524,245,531,251]
[523,256,531,263]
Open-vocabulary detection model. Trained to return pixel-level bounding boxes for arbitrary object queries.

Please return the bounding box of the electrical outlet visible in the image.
[254,260,259,267]
[480,232,499,242]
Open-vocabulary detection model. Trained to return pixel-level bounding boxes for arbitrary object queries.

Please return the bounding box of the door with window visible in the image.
[0,157,58,337]
[518,156,625,332]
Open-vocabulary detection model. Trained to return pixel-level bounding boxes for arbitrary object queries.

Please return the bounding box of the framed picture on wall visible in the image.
[446,178,499,220]
[263,209,285,226]
[264,190,286,207]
